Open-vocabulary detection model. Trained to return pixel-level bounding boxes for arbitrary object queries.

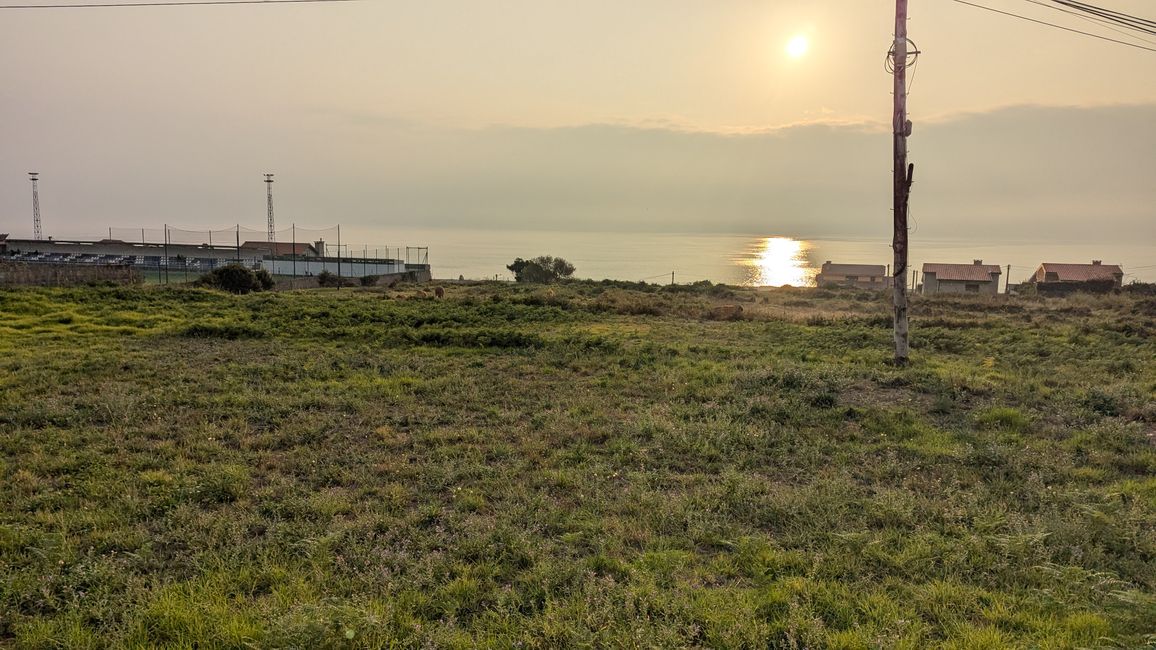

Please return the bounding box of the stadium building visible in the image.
[0,234,430,282]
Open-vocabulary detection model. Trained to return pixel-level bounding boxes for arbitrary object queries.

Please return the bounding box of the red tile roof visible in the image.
[820,263,886,277]
[922,262,1001,282]
[1037,262,1123,282]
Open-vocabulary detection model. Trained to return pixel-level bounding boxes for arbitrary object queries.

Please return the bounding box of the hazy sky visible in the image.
[2,0,1154,243]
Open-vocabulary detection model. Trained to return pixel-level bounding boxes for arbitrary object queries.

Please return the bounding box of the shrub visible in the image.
[507,256,576,283]
[198,264,269,294]
[254,268,275,291]
[317,270,357,288]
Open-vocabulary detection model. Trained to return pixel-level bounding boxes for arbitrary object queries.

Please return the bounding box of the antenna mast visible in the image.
[29,172,42,240]
[264,173,275,243]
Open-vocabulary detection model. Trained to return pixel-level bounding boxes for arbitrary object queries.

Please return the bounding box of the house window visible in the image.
[965,284,979,293]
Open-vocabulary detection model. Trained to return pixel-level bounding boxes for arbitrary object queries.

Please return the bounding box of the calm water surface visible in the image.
[348,227,1155,286]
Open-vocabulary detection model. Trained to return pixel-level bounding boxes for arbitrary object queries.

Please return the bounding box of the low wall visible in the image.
[370,269,432,286]
[263,258,405,277]
[0,262,141,287]
[273,269,431,291]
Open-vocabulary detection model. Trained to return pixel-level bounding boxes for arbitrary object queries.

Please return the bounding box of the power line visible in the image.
[1052,2,1156,37]
[947,0,1156,52]
[0,0,357,8]
[1054,0,1156,31]
[1018,0,1156,44]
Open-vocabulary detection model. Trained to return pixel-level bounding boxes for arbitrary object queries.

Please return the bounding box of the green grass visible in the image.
[1,282,1154,648]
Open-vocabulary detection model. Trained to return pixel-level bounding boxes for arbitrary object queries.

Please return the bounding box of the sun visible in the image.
[786,35,809,59]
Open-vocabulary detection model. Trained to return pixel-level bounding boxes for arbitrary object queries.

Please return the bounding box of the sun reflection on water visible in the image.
[740,236,816,287]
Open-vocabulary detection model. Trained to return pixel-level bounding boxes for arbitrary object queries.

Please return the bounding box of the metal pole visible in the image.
[265,173,275,243]
[337,224,341,289]
[164,224,170,285]
[292,224,297,285]
[29,173,42,241]
[236,225,240,264]
[891,0,912,364]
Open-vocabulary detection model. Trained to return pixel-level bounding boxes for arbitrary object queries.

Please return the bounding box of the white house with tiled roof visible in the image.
[921,260,1002,295]
[1031,260,1119,296]
[815,262,889,289]
[1032,261,1123,289]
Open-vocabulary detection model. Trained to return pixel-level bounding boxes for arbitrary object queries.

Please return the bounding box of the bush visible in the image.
[254,268,275,291]
[317,270,339,287]
[197,264,270,294]
[507,256,576,283]
[317,270,357,288]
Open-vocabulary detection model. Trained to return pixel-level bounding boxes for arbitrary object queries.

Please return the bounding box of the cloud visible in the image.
[2,103,1152,243]
[357,103,1155,241]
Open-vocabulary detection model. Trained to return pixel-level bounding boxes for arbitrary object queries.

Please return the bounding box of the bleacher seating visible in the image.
[2,251,245,271]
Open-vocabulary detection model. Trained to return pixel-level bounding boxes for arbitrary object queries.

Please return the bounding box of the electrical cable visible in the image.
[0,0,357,8]
[884,38,921,74]
[1019,0,1156,44]
[1054,0,1156,31]
[946,0,1156,52]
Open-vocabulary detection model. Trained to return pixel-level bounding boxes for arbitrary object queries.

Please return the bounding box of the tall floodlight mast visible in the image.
[265,173,275,243]
[29,172,43,240]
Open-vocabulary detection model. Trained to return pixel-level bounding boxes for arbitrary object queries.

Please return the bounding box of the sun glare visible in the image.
[786,35,809,59]
[742,237,815,287]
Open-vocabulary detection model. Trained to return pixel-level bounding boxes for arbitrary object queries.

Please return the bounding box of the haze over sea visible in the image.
[355,227,1156,286]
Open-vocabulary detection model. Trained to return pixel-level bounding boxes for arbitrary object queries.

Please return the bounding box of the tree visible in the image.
[506,256,576,283]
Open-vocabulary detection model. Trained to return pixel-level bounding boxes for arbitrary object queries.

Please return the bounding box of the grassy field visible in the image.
[0,281,1153,648]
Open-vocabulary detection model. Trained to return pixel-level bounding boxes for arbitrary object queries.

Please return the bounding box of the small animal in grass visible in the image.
[415,289,429,299]
[434,286,445,299]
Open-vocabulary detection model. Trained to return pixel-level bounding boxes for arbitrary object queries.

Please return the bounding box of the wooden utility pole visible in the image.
[1005,264,1011,293]
[891,0,913,364]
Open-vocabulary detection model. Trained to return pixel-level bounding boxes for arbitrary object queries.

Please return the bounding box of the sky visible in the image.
[1,0,1155,244]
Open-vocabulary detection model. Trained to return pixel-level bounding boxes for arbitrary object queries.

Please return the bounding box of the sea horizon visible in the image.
[7,225,1151,286]
[336,227,1156,286]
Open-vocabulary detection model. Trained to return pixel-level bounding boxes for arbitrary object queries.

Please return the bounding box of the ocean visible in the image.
[341,227,1155,286]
